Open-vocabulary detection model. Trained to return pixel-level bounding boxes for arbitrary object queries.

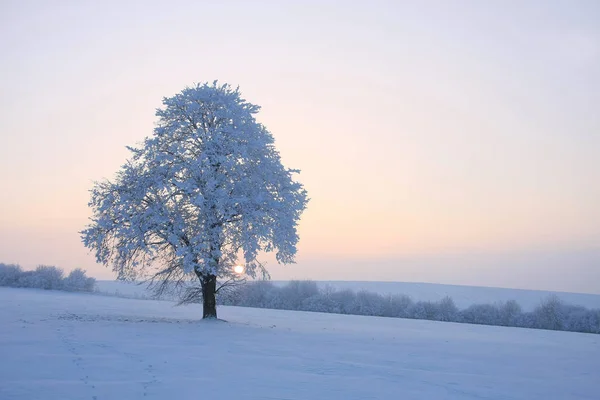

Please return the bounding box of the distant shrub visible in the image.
[279,280,320,310]
[301,293,336,313]
[64,268,96,292]
[16,270,42,288]
[436,296,459,322]
[461,304,501,326]
[585,309,600,334]
[353,290,386,316]
[329,289,357,314]
[409,300,441,320]
[0,264,22,286]
[560,304,591,333]
[407,301,427,319]
[499,300,522,327]
[226,280,279,308]
[0,263,95,293]
[532,295,565,331]
[382,294,413,318]
[299,285,339,313]
[516,311,536,329]
[33,265,64,290]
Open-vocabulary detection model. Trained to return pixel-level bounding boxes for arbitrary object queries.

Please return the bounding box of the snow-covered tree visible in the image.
[82,82,308,318]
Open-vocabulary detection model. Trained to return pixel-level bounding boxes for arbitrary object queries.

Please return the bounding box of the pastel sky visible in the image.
[1,0,599,293]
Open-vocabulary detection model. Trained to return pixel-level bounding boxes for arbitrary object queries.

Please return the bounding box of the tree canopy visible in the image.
[82,82,308,317]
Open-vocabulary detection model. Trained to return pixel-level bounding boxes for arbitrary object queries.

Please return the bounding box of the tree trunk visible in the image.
[200,274,218,319]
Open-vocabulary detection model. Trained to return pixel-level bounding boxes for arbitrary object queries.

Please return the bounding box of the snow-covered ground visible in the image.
[95,279,600,311]
[1,287,598,400]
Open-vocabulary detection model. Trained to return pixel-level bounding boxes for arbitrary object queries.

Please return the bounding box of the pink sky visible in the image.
[1,1,599,293]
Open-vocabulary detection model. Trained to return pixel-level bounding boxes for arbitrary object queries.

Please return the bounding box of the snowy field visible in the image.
[1,287,599,400]
[96,279,600,311]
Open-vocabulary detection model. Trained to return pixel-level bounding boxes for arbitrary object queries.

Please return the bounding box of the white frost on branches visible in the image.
[82,82,308,284]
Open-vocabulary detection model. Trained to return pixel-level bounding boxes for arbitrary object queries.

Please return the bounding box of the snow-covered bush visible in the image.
[382,294,413,318]
[279,280,320,310]
[532,295,565,331]
[301,293,336,313]
[63,268,96,292]
[585,309,600,334]
[436,296,459,322]
[230,280,280,308]
[298,285,336,313]
[353,290,386,316]
[461,303,501,326]
[15,270,37,288]
[408,301,439,320]
[329,289,357,314]
[515,311,536,329]
[33,266,64,290]
[560,304,592,332]
[499,300,522,326]
[0,263,22,286]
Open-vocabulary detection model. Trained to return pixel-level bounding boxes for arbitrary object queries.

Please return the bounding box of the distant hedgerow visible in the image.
[0,263,96,293]
[219,280,600,334]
